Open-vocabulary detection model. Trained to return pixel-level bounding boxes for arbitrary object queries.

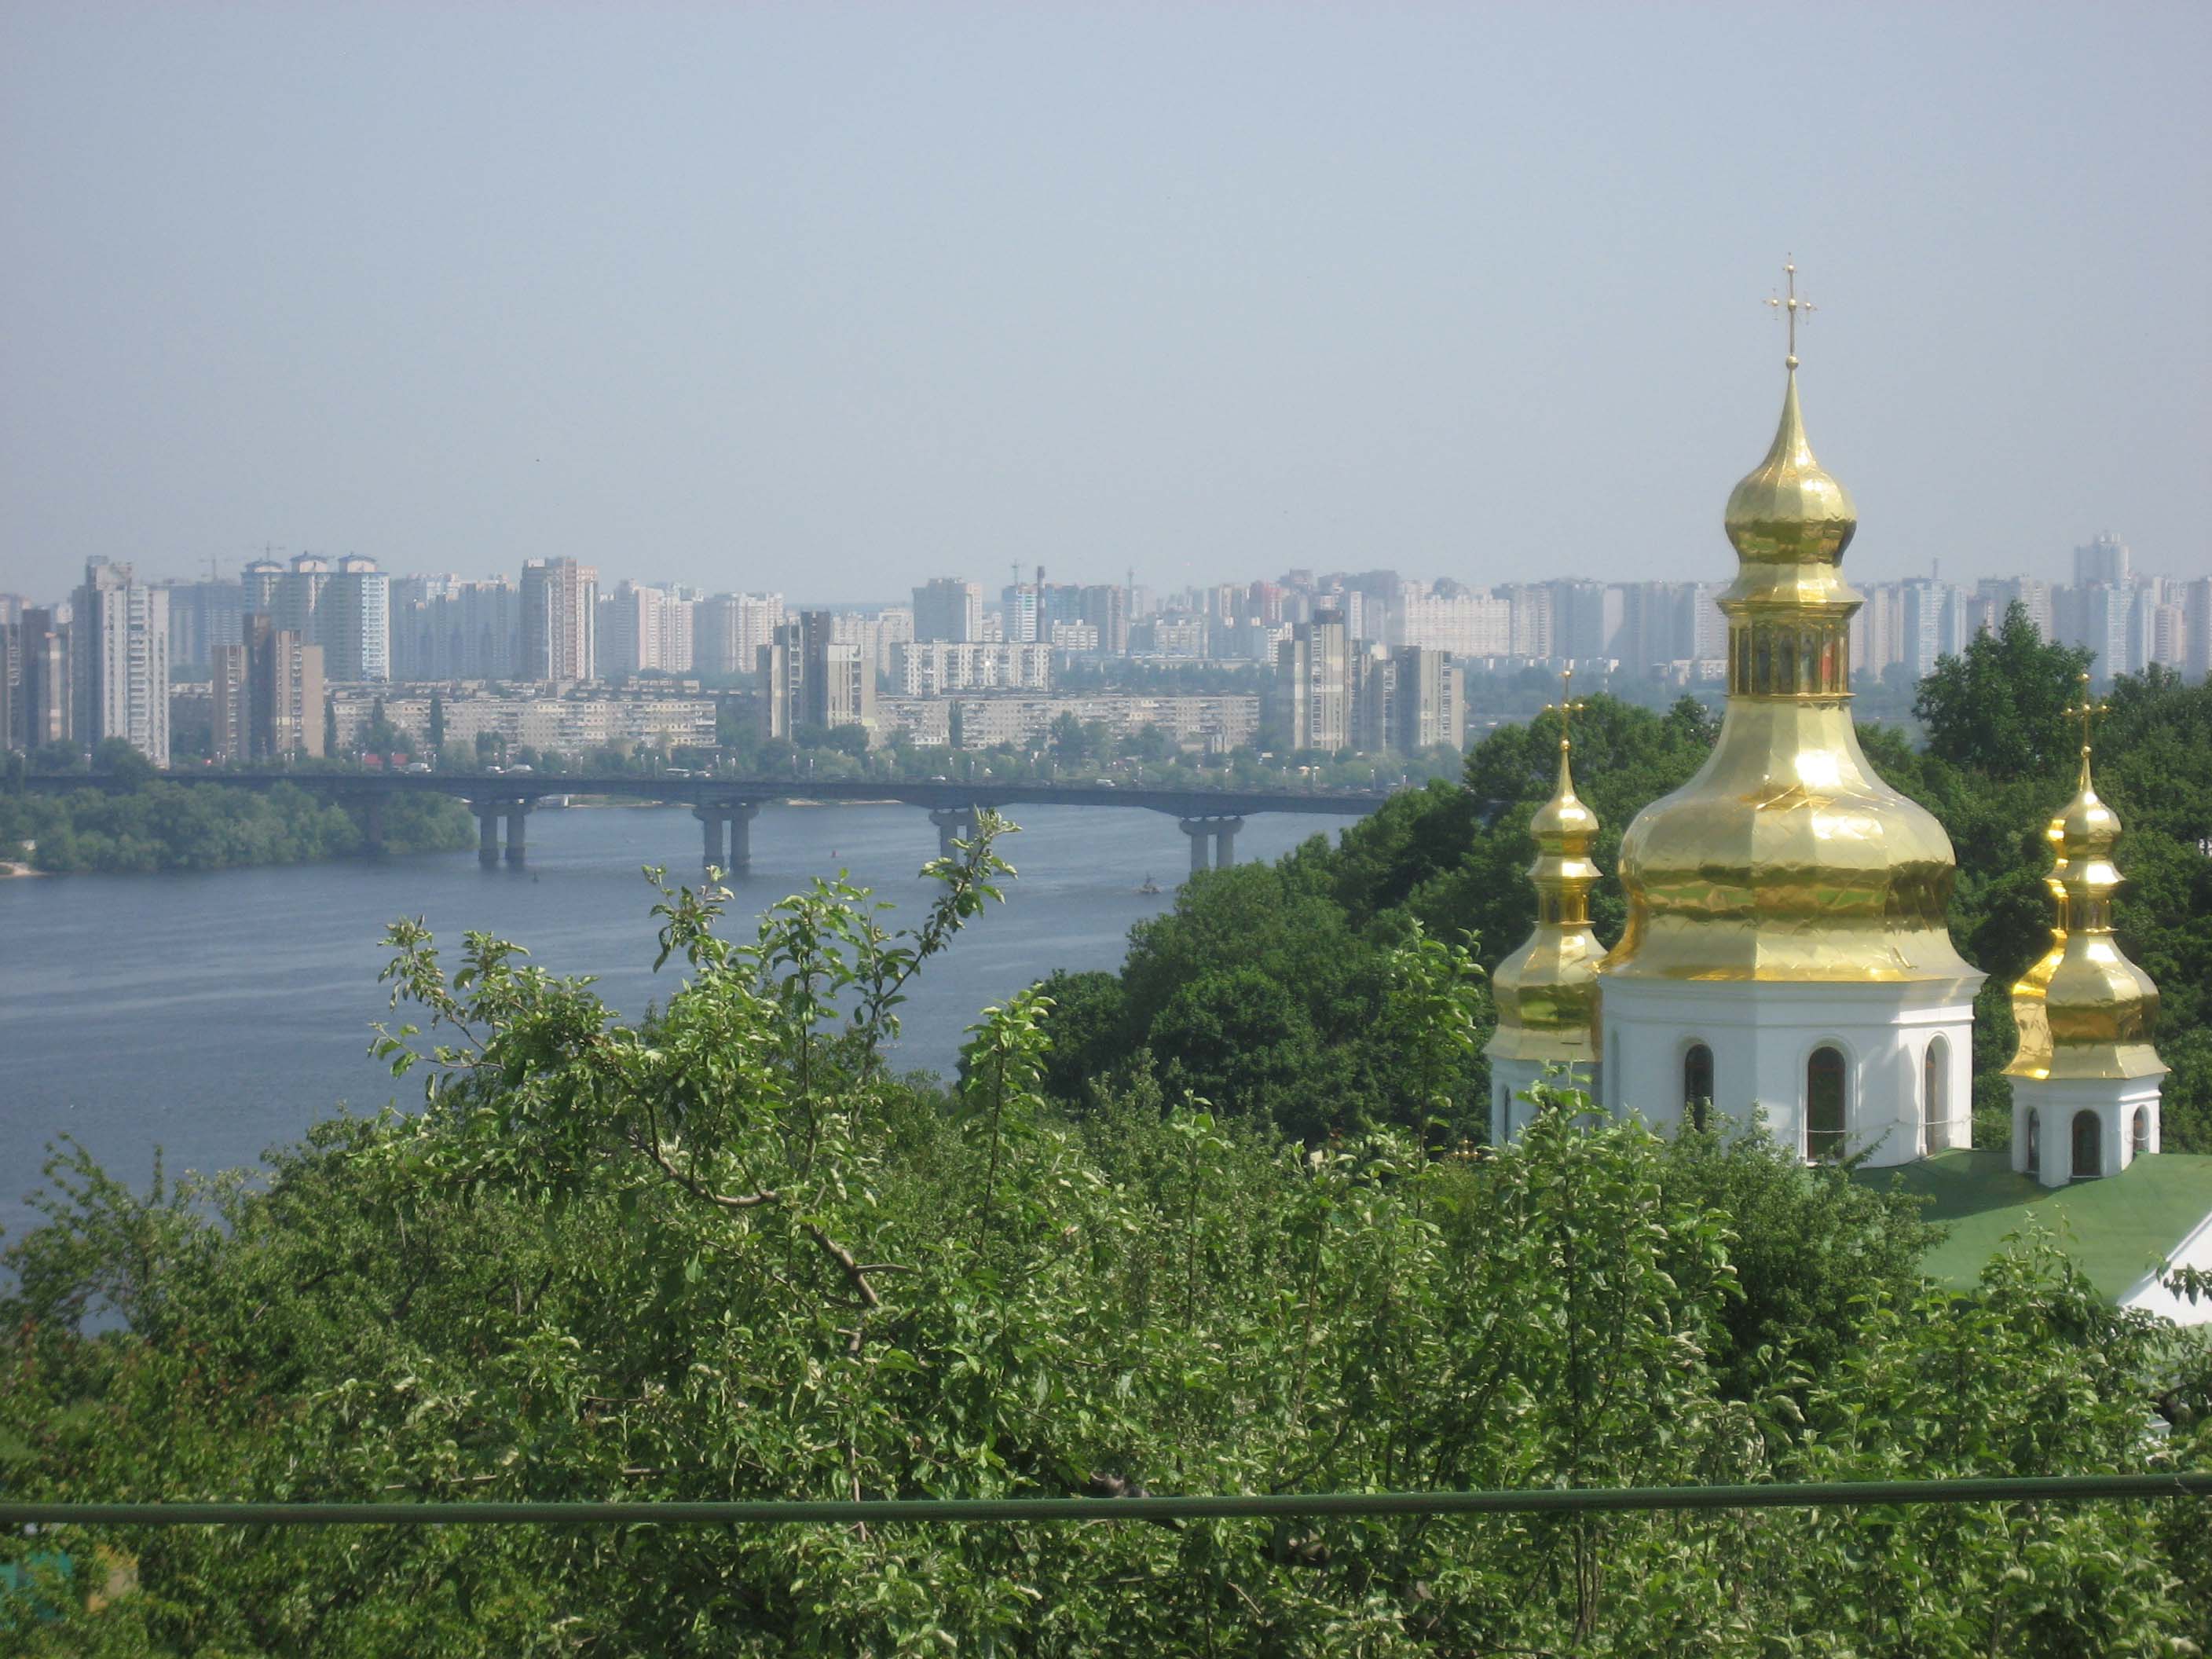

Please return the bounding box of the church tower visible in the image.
[2006,677,2165,1186]
[1486,671,1604,1137]
[1594,264,1983,1165]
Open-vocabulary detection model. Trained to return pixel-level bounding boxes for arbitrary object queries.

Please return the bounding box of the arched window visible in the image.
[2025,1109,2040,1177]
[2133,1108,2152,1157]
[1923,1038,1948,1152]
[1806,1046,1848,1162]
[1497,1082,1511,1140]
[1683,1043,1714,1133]
[2072,1111,2102,1180]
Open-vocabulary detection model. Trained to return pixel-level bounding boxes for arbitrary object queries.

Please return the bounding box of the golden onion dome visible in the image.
[1723,372,1858,569]
[2005,809,2071,1077]
[1600,343,1980,987]
[1489,683,1605,1062]
[2009,686,2164,1081]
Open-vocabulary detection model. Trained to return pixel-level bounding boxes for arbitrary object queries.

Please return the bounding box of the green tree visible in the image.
[1915,602,2093,779]
[90,737,156,784]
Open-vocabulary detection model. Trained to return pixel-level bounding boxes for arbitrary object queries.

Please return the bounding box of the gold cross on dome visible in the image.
[1546,667,1587,750]
[2064,671,2108,762]
[1767,257,1815,368]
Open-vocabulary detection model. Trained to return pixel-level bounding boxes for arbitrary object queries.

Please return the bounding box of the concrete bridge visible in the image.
[20,771,1400,873]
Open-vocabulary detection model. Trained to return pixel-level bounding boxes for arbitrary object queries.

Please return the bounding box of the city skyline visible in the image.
[2,7,2206,602]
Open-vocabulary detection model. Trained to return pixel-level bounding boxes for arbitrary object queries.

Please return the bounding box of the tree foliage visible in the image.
[3,837,2207,1652]
[0,780,474,872]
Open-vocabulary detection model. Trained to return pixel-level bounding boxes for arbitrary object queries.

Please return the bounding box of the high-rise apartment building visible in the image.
[694,592,784,676]
[244,616,325,761]
[760,611,876,739]
[269,555,329,643]
[599,581,671,680]
[2056,579,2136,684]
[15,606,70,749]
[1078,584,1130,655]
[1499,584,1555,660]
[888,643,1054,695]
[1000,574,1045,645]
[662,592,695,674]
[320,555,389,683]
[159,579,246,672]
[75,559,170,767]
[1389,646,1464,753]
[1975,577,2055,642]
[913,579,985,644]
[521,558,597,683]
[1272,610,1352,752]
[1899,578,1972,681]
[389,577,522,680]
[209,643,249,762]
[0,622,12,753]
[1393,582,1511,659]
[2074,534,2130,588]
[2185,577,2212,683]
[1545,579,1625,661]
[241,558,287,616]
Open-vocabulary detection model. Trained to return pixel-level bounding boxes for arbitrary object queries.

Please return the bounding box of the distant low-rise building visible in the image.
[877,693,1260,754]
[888,641,1054,695]
[328,690,716,755]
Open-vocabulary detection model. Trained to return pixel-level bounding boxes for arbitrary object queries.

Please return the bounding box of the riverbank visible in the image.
[0,779,474,873]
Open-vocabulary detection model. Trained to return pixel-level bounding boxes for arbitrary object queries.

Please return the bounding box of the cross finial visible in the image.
[2064,670,2108,783]
[1545,666,1587,753]
[1767,256,1815,370]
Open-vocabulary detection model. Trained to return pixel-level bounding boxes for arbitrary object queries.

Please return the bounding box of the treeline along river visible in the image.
[0,801,1334,1245]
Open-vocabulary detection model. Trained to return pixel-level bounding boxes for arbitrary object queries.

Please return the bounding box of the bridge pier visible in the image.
[1180,815,1245,873]
[473,799,530,866]
[1181,819,1211,875]
[1214,816,1243,869]
[693,803,760,873]
[361,798,386,856]
[930,806,978,860]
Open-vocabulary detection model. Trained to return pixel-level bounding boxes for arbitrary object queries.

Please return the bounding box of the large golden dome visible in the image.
[1600,363,1979,984]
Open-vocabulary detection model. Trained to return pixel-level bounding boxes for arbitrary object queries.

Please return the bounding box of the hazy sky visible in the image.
[3,4,2207,604]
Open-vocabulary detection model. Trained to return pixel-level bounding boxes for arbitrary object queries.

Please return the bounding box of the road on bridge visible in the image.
[18,771,1414,873]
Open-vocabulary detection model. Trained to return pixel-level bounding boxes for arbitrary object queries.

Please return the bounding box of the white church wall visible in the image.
[1600,980,1976,1168]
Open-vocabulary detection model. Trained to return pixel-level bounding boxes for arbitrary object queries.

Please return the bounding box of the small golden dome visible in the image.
[2009,688,2164,1082]
[1723,372,1859,567]
[1491,687,1606,1063]
[1528,745,1600,845]
[2005,808,2071,1078]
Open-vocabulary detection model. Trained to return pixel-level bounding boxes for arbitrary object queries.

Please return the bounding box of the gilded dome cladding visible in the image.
[2009,708,2164,1082]
[1491,721,1606,1063]
[1599,355,1980,988]
[1723,374,1858,569]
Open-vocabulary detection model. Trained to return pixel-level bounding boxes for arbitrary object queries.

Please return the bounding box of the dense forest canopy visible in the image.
[5,617,2210,1652]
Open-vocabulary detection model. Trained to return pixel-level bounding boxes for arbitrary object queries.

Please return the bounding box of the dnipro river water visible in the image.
[0,801,1339,1247]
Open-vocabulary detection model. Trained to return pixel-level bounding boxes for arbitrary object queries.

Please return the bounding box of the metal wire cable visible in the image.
[6,1473,2208,1529]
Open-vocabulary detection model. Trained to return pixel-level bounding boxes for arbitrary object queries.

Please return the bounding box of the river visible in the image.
[0,802,1338,1247]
